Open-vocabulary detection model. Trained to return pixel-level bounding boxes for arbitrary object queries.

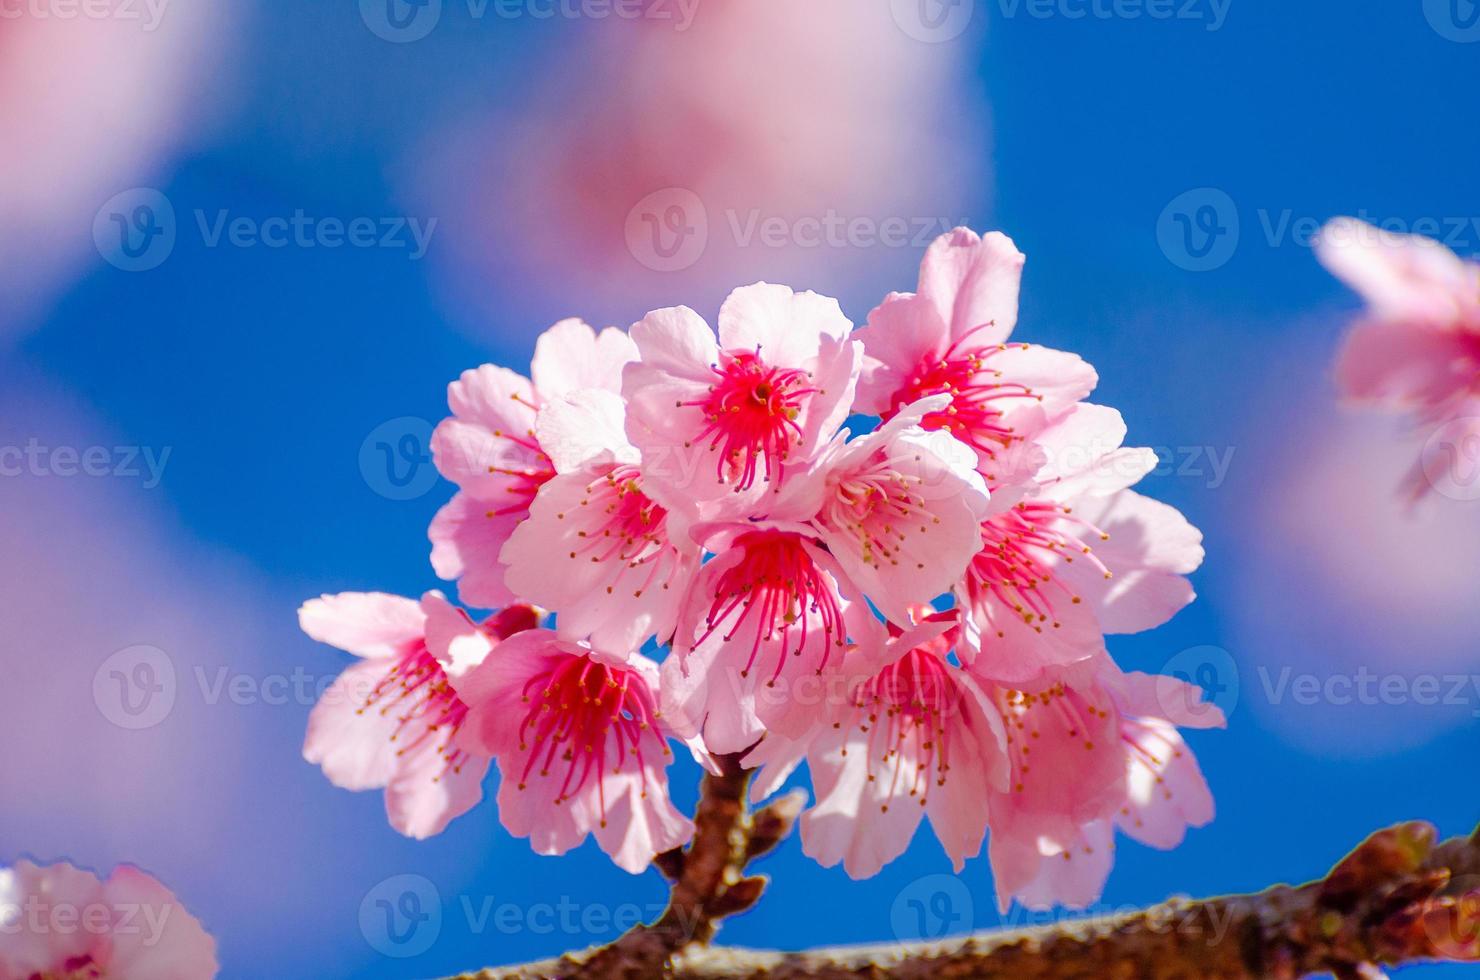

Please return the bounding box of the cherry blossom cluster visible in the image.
[300,228,1221,910]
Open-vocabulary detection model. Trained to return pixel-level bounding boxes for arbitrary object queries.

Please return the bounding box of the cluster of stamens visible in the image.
[483,397,556,520]
[886,327,1040,467]
[679,349,816,492]
[998,682,1113,796]
[359,643,471,783]
[1118,717,1182,829]
[515,654,667,825]
[839,648,962,812]
[694,530,846,684]
[967,501,1111,633]
[822,448,939,571]
[557,464,675,597]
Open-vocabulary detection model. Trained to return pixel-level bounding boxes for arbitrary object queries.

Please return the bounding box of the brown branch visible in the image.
[471,753,802,980]
[453,820,1480,980]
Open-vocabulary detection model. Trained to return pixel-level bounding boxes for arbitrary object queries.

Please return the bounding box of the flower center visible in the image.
[843,648,962,811]
[359,643,472,782]
[560,464,675,598]
[822,448,937,570]
[966,501,1110,634]
[887,330,1038,467]
[515,655,666,824]
[998,682,1110,796]
[695,529,846,683]
[682,349,815,491]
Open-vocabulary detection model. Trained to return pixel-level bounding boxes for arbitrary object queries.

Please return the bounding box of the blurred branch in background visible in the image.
[453,765,1480,980]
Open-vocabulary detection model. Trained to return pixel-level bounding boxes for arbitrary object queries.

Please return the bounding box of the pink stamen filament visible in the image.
[481,427,556,519]
[823,448,940,570]
[514,654,667,826]
[967,500,1111,634]
[557,464,676,597]
[359,643,472,782]
[678,349,817,492]
[999,682,1110,795]
[694,530,846,683]
[846,649,960,811]
[884,327,1040,466]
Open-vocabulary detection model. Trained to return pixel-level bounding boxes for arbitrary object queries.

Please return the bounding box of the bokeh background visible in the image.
[3,1,1478,976]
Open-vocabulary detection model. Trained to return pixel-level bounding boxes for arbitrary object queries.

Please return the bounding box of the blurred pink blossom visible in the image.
[0,1,232,333]
[407,0,991,330]
[1317,216,1480,500]
[0,859,217,980]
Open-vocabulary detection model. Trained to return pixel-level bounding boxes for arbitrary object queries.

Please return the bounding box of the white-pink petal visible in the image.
[297,592,425,659]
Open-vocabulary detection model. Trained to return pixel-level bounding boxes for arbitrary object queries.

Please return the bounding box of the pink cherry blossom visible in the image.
[451,629,694,873]
[0,860,216,979]
[500,389,700,653]
[766,395,990,626]
[855,228,1097,482]
[430,319,638,607]
[744,610,1009,879]
[299,590,538,839]
[662,524,870,753]
[622,283,862,524]
[958,403,1203,684]
[1316,217,1480,500]
[981,658,1222,911]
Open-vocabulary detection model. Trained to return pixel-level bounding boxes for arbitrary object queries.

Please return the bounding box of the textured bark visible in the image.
[452,809,1480,980]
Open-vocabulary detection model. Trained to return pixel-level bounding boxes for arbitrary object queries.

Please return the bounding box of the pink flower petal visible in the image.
[296,592,424,659]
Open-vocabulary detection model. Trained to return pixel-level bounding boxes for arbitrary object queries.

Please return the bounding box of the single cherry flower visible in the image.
[299,590,538,838]
[766,395,990,626]
[500,388,700,653]
[745,610,1009,879]
[622,283,862,525]
[430,318,637,607]
[451,629,696,873]
[958,403,1203,684]
[855,227,1096,484]
[981,656,1222,911]
[661,523,873,753]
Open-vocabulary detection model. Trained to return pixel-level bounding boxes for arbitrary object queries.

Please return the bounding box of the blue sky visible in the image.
[5,2,1478,977]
